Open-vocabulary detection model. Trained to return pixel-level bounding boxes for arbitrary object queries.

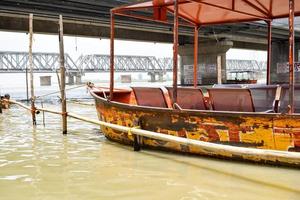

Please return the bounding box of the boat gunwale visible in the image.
[89,88,300,118]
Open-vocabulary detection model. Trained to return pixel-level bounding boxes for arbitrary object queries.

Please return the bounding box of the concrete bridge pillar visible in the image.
[148,71,165,82]
[67,74,75,85]
[67,72,82,85]
[271,40,300,84]
[179,40,233,85]
[75,74,82,84]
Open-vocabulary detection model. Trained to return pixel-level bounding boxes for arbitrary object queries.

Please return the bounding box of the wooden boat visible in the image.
[90,0,300,167]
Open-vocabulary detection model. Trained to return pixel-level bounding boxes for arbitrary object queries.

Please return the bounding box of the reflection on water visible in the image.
[0,103,300,200]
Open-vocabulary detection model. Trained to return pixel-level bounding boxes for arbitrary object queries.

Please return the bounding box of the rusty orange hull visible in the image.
[90,90,300,167]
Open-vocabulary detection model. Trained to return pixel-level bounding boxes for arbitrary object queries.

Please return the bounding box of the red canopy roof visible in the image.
[112,0,300,26]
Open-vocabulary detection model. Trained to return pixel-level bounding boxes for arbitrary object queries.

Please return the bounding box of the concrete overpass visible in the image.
[0,0,299,51]
[0,0,299,84]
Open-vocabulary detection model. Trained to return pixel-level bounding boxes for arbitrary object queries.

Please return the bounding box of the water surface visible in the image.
[0,103,300,200]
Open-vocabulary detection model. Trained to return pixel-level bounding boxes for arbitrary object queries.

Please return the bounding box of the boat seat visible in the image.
[248,85,279,112]
[166,87,207,110]
[207,88,255,112]
[131,87,168,108]
[279,85,300,113]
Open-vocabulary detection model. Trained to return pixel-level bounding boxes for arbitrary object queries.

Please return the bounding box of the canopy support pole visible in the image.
[59,15,67,134]
[29,14,36,126]
[173,0,179,105]
[266,20,272,85]
[110,12,115,101]
[193,26,199,88]
[288,0,295,114]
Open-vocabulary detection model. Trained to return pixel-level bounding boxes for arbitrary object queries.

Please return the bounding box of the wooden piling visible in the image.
[29,14,36,125]
[59,15,67,134]
[25,67,29,101]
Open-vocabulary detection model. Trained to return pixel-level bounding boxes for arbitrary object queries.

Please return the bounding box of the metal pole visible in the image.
[193,26,199,88]
[288,0,295,114]
[172,0,179,105]
[29,14,36,125]
[266,20,272,85]
[59,15,67,134]
[109,12,115,101]
[217,55,222,84]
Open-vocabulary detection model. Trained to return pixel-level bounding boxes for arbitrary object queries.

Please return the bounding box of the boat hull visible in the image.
[91,92,300,167]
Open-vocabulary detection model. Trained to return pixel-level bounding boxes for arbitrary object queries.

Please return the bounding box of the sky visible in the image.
[0,31,267,61]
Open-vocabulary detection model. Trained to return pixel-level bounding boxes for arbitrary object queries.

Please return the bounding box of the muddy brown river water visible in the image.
[0,72,299,200]
[0,102,300,200]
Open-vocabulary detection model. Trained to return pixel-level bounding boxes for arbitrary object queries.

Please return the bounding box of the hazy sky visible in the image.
[0,31,267,61]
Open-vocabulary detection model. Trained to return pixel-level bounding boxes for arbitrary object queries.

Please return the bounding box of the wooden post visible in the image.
[25,67,29,101]
[29,14,36,125]
[217,55,222,84]
[172,0,179,106]
[59,15,67,134]
[288,0,295,114]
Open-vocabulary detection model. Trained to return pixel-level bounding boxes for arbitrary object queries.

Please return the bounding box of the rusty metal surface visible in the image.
[266,20,271,85]
[110,12,115,101]
[112,1,300,26]
[289,0,295,114]
[172,0,179,106]
[91,89,300,166]
[193,26,198,87]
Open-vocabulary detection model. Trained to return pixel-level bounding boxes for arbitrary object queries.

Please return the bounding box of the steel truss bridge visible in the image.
[226,59,267,73]
[0,52,173,74]
[0,51,79,74]
[77,55,173,73]
[0,51,266,74]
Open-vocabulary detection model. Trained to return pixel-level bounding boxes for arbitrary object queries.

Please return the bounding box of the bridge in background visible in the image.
[0,0,299,51]
[0,52,174,83]
[0,51,266,83]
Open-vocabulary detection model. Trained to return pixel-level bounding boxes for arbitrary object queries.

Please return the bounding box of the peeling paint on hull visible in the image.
[91,92,300,167]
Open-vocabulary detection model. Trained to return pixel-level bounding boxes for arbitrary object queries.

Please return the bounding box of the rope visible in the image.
[36,84,87,99]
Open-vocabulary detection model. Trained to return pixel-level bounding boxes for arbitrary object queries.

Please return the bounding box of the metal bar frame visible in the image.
[110,12,115,101]
[172,0,179,106]
[266,20,272,85]
[193,26,199,87]
[289,0,295,114]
